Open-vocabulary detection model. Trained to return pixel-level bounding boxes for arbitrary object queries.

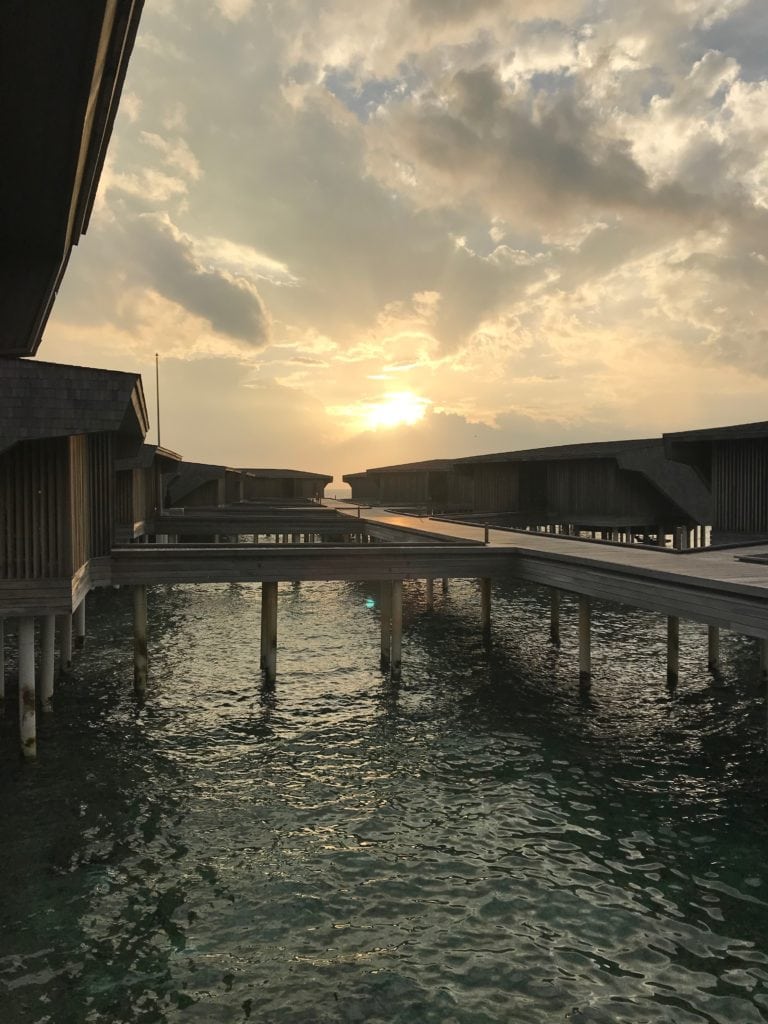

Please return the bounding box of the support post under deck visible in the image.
[74,596,86,649]
[380,581,392,672]
[480,578,491,644]
[133,585,148,699]
[40,614,56,711]
[18,617,36,759]
[262,581,278,685]
[391,581,403,681]
[550,589,560,646]
[425,579,434,611]
[667,616,679,687]
[707,626,720,672]
[58,614,72,675]
[578,596,591,683]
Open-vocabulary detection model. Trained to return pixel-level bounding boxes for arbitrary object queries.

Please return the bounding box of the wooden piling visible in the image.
[760,638,768,682]
[40,614,56,711]
[391,581,403,681]
[262,581,278,684]
[667,616,679,686]
[550,588,560,646]
[74,595,86,649]
[425,578,434,611]
[578,596,591,682]
[58,613,72,674]
[380,581,392,671]
[707,625,720,672]
[18,617,36,758]
[0,618,4,704]
[260,584,268,670]
[133,585,148,698]
[480,578,491,642]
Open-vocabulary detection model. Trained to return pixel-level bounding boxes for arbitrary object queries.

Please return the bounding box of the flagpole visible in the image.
[155,352,161,447]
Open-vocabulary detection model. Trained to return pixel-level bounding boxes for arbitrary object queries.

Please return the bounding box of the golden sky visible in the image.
[45,0,768,484]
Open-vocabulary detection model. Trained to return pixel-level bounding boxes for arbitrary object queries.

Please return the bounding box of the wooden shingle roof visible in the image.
[0,358,148,453]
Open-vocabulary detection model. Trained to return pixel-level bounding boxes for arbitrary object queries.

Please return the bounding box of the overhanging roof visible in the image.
[454,438,660,466]
[0,1,145,356]
[115,443,183,472]
[0,357,148,454]
[663,421,768,443]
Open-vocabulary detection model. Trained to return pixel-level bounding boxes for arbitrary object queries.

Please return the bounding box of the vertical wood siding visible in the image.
[0,437,69,579]
[714,440,768,534]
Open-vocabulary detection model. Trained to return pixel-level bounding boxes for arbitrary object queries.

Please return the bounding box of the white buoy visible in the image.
[18,617,36,759]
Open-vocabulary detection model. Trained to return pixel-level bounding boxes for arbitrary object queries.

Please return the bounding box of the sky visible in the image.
[45,0,768,486]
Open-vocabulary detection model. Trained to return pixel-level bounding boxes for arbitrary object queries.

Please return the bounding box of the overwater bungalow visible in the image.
[167,463,332,507]
[0,360,149,612]
[453,438,712,541]
[114,444,183,542]
[664,421,768,544]
[343,460,472,511]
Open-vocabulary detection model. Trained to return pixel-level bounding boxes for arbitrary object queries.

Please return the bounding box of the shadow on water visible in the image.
[1,579,768,1023]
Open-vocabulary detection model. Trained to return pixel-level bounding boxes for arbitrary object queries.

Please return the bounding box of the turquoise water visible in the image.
[1,579,767,1023]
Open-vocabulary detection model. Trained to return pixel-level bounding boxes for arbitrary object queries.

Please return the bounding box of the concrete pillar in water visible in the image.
[578,596,591,683]
[380,581,392,671]
[18,617,36,758]
[133,585,148,698]
[262,581,278,684]
[425,579,434,611]
[480,578,491,643]
[73,595,86,649]
[550,588,560,646]
[58,613,73,675]
[40,614,56,711]
[707,626,720,672]
[391,581,403,681]
[667,616,679,687]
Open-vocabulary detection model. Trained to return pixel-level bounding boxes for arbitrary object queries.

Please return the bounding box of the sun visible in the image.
[364,391,430,430]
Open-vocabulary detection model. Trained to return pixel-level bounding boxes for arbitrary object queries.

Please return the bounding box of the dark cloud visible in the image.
[126,215,271,346]
[409,0,502,25]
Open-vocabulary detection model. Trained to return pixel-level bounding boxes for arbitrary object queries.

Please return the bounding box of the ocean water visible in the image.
[1,578,767,1023]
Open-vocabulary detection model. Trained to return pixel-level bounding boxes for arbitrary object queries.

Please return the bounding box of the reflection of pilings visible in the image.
[480,578,491,643]
[18,616,36,759]
[550,588,560,646]
[667,616,679,687]
[74,595,86,649]
[391,581,403,681]
[707,626,720,672]
[380,581,391,672]
[58,613,72,675]
[262,581,278,684]
[133,585,148,698]
[40,614,56,711]
[578,596,591,683]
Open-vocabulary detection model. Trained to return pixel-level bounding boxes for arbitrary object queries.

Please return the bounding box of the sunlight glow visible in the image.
[364,391,430,430]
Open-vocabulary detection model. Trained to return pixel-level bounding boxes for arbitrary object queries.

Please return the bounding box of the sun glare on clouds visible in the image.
[365,391,430,430]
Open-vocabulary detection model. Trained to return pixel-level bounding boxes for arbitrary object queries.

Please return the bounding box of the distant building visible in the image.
[167,463,332,507]
[665,421,768,544]
[114,444,183,542]
[0,359,148,616]
[343,460,473,510]
[454,439,711,535]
